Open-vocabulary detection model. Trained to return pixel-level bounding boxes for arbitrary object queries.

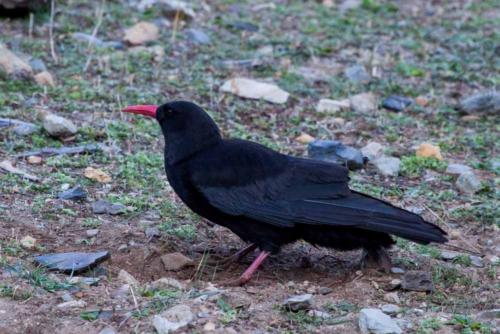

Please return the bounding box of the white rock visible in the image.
[446,163,472,176]
[20,235,36,249]
[99,327,117,334]
[361,142,384,161]
[123,22,159,45]
[283,294,313,311]
[359,308,402,334]
[153,304,194,334]
[440,250,461,260]
[469,255,484,268]
[86,229,99,237]
[383,292,400,304]
[456,172,482,194]
[372,156,401,176]
[117,269,139,287]
[220,77,289,104]
[42,113,77,137]
[316,98,350,113]
[150,277,185,290]
[0,43,33,78]
[381,304,401,315]
[350,92,377,113]
[57,300,87,310]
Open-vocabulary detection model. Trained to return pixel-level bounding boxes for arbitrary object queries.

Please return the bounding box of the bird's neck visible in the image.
[163,128,221,166]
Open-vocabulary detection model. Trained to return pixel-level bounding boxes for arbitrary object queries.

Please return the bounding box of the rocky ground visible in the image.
[0,0,499,333]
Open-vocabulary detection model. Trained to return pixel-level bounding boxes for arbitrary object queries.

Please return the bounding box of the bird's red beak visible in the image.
[122,105,158,118]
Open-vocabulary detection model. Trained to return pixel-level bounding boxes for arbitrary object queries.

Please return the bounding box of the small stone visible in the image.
[469,255,484,268]
[446,163,472,176]
[308,310,332,319]
[29,58,47,73]
[13,121,37,136]
[401,271,434,292]
[488,256,499,265]
[57,300,87,310]
[35,251,110,273]
[150,277,184,290]
[220,77,289,104]
[361,142,384,161]
[383,292,400,304]
[111,284,130,299]
[345,64,371,84]
[161,252,194,271]
[20,235,36,249]
[61,292,74,302]
[92,200,110,214]
[372,156,401,177]
[99,327,117,334]
[390,267,404,274]
[415,143,443,161]
[108,203,126,215]
[34,71,55,87]
[381,304,400,315]
[295,133,315,144]
[389,279,401,290]
[440,251,460,261]
[283,294,313,312]
[459,91,500,115]
[153,304,194,334]
[318,287,333,295]
[27,156,42,164]
[382,96,412,112]
[86,229,99,237]
[185,29,211,45]
[42,113,77,138]
[308,140,365,170]
[118,269,139,287]
[415,96,428,107]
[123,22,159,45]
[84,167,111,183]
[350,92,377,113]
[203,322,216,332]
[359,308,402,334]
[145,227,160,238]
[316,98,350,113]
[0,43,33,78]
[67,276,100,286]
[58,186,87,200]
[456,172,482,194]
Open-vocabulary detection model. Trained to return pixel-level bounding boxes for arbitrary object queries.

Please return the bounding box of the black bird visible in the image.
[122,101,447,285]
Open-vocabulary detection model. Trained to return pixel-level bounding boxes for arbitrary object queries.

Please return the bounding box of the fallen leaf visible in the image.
[416,143,443,161]
[84,167,111,183]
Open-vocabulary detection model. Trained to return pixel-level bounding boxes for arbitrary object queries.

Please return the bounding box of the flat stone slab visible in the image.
[34,251,110,273]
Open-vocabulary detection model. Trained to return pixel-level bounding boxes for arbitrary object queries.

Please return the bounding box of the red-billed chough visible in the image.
[122,101,447,285]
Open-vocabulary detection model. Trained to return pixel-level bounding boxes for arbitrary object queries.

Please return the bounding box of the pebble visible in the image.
[283,294,313,312]
[401,271,434,292]
[98,327,117,334]
[203,322,216,332]
[185,28,211,44]
[308,140,365,170]
[161,252,194,271]
[372,156,401,177]
[381,96,412,112]
[295,133,315,144]
[117,269,139,287]
[350,92,377,113]
[220,77,289,104]
[27,155,42,164]
[42,113,77,138]
[440,250,461,260]
[67,276,100,286]
[145,227,160,238]
[459,91,500,115]
[316,98,350,113]
[469,255,484,268]
[0,118,37,136]
[56,300,87,310]
[149,277,184,290]
[58,186,87,200]
[358,308,402,334]
[390,267,405,274]
[361,142,384,161]
[445,163,472,176]
[91,200,126,215]
[86,229,99,237]
[456,172,482,194]
[381,304,401,315]
[29,58,47,73]
[153,304,194,334]
[383,292,400,304]
[415,143,443,161]
[345,64,371,84]
[389,279,401,290]
[123,22,159,45]
[35,251,110,273]
[34,71,55,87]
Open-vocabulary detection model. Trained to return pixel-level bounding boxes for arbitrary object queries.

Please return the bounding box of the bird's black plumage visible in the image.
[152,101,447,257]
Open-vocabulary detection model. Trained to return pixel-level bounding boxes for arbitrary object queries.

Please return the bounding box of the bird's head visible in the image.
[122,101,221,164]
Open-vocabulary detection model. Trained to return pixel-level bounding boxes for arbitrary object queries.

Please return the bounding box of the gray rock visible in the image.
[109,203,126,215]
[145,227,160,238]
[372,156,401,177]
[29,58,47,73]
[316,98,350,113]
[42,113,78,138]
[446,163,472,176]
[149,277,184,290]
[153,304,194,334]
[390,267,405,274]
[359,308,402,334]
[401,271,434,292]
[459,91,500,115]
[68,276,100,286]
[117,269,139,287]
[361,142,384,161]
[383,292,400,304]
[35,251,110,273]
[469,255,484,268]
[350,92,377,113]
[283,294,313,312]
[58,186,87,200]
[86,229,99,237]
[185,28,211,44]
[0,118,37,136]
[318,287,333,295]
[381,304,400,315]
[308,140,365,170]
[456,172,482,194]
[57,300,87,310]
[99,327,117,334]
[345,64,371,84]
[440,251,460,260]
[92,200,126,215]
[161,252,194,271]
[382,96,413,112]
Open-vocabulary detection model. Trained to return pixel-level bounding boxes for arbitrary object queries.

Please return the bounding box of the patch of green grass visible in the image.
[432,265,472,289]
[450,203,499,226]
[416,317,442,334]
[24,267,74,292]
[450,315,492,334]
[80,310,100,321]
[400,156,448,177]
[81,218,102,228]
[0,284,32,301]
[217,297,238,324]
[395,62,426,78]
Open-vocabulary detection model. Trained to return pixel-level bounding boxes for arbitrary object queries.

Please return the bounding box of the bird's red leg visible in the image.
[237,250,270,285]
[227,243,257,263]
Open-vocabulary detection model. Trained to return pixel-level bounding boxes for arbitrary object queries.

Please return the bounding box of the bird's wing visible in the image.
[190,141,446,243]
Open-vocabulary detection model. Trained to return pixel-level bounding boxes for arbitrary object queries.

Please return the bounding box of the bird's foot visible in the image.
[206,243,257,270]
[223,250,270,286]
[360,247,392,273]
